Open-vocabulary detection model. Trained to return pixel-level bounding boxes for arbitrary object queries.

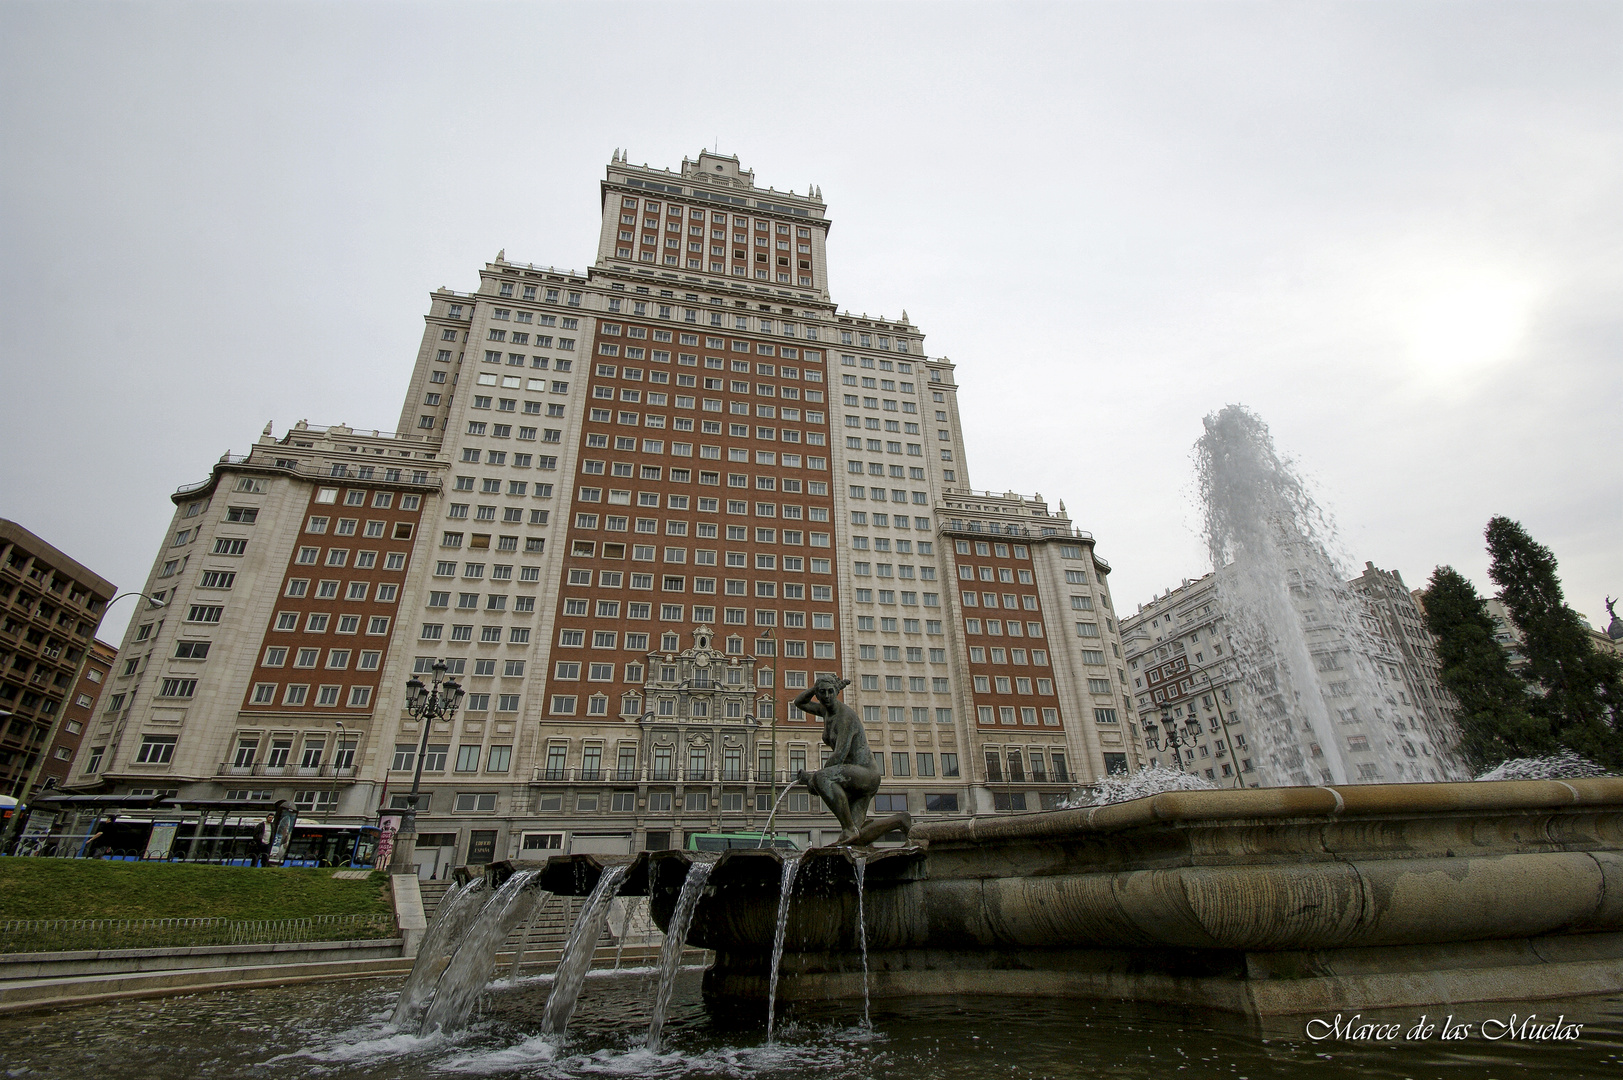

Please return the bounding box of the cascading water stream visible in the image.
[612,895,642,971]
[539,863,629,1034]
[1196,405,1463,786]
[419,871,546,1034]
[756,784,797,845]
[390,877,486,1029]
[506,891,550,979]
[854,854,870,1031]
[645,860,715,1051]
[765,853,803,1044]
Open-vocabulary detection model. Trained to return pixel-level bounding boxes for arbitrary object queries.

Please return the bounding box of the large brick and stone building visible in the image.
[66,151,1139,870]
[0,520,116,800]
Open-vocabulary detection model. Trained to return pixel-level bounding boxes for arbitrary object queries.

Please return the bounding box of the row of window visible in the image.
[273,612,392,635]
[847,487,930,505]
[450,479,554,502]
[441,533,543,553]
[487,308,571,327]
[432,561,542,581]
[261,646,382,670]
[967,645,1051,666]
[411,656,526,676]
[584,410,828,442]
[420,624,531,643]
[582,444,826,471]
[963,618,1044,637]
[248,683,375,708]
[471,372,570,395]
[457,449,560,467]
[983,748,1072,782]
[467,398,565,419]
[599,386,823,411]
[448,505,551,524]
[971,675,1056,695]
[844,416,930,438]
[975,705,1063,727]
[959,564,1035,584]
[618,253,811,286]
[959,591,1041,611]
[853,622,944,640]
[390,743,514,773]
[856,674,952,693]
[283,580,400,602]
[426,593,538,612]
[475,351,572,371]
[850,588,940,607]
[563,579,831,604]
[596,358,821,382]
[294,548,409,570]
[464,421,562,440]
[594,394,828,423]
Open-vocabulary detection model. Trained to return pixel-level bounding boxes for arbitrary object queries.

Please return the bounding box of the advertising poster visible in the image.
[375,810,403,870]
[143,821,180,861]
[266,803,297,866]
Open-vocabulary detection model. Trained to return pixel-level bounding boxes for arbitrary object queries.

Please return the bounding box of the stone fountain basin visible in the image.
[494,778,1623,1014]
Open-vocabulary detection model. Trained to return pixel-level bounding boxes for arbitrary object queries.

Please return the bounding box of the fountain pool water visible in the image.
[5,972,1622,1080]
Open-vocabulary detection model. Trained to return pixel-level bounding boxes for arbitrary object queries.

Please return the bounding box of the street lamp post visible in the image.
[1140,711,1202,773]
[391,660,463,874]
[324,721,345,821]
[758,629,779,827]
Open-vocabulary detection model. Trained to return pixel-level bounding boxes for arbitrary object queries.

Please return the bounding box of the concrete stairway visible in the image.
[422,880,700,976]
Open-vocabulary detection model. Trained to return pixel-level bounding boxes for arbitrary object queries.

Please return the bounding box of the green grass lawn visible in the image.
[0,860,392,922]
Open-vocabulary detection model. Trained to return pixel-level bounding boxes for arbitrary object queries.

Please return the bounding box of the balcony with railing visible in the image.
[217,763,358,779]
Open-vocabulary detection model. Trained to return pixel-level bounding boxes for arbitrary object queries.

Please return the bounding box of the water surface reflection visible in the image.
[2,971,1621,1079]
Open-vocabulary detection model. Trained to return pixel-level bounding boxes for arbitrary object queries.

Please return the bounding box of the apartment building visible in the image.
[37,638,116,795]
[67,151,1137,869]
[0,520,116,799]
[1122,564,1465,787]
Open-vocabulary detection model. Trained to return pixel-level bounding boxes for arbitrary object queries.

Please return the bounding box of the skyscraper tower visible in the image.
[70,152,1138,869]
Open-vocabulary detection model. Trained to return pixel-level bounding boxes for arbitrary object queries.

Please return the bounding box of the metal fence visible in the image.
[0,913,397,953]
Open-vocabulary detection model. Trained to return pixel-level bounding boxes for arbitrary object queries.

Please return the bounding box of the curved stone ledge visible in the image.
[676,779,1623,1014]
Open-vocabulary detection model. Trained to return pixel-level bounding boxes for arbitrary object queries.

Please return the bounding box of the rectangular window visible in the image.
[135,735,177,764]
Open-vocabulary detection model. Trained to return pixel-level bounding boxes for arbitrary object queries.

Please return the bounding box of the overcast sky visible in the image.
[3,1,1619,644]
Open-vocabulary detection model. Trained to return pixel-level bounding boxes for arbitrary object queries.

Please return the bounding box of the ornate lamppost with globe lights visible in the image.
[1140,711,1202,774]
[390,660,463,873]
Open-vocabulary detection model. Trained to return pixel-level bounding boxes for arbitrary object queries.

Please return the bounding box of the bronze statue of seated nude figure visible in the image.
[792,675,911,846]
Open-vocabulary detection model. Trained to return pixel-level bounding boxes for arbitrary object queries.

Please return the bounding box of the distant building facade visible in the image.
[1122,563,1465,787]
[39,638,116,795]
[0,520,116,799]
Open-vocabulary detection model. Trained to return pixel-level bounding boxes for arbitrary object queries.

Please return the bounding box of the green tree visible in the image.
[1420,565,1554,770]
[1485,516,1623,769]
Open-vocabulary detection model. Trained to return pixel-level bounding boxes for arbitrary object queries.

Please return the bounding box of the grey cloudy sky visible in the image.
[3,1,1619,644]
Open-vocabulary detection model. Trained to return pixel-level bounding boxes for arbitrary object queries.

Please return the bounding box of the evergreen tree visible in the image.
[1485,516,1623,769]
[1420,565,1554,770]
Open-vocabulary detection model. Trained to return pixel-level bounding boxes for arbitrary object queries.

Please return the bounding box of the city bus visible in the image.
[686,832,800,852]
[33,816,380,867]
